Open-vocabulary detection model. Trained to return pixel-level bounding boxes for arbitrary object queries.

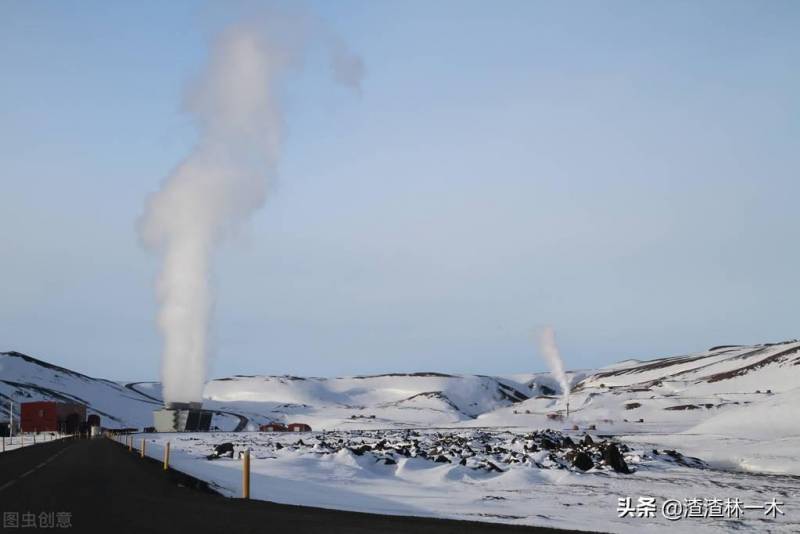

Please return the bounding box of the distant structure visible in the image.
[287,423,312,432]
[20,401,86,433]
[259,423,287,432]
[153,401,212,432]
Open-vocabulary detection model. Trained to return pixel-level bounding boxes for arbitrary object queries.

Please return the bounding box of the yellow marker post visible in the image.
[128,436,132,452]
[163,442,170,471]
[140,438,146,458]
[242,448,250,499]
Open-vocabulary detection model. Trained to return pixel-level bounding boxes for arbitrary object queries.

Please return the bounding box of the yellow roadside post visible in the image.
[242,448,250,499]
[163,442,170,471]
[140,438,146,458]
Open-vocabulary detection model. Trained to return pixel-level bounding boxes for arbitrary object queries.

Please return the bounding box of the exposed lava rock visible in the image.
[206,442,234,459]
[211,428,689,476]
[664,404,702,410]
[660,449,706,468]
[571,451,594,471]
[540,437,557,450]
[602,443,630,474]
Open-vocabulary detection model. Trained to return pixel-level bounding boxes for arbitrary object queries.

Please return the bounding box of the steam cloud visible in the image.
[537,326,570,409]
[140,15,363,404]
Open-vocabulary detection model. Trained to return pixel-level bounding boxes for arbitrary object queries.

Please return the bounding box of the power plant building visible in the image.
[20,401,87,433]
[153,402,213,432]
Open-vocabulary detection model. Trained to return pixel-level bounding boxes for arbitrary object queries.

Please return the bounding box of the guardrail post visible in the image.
[163,441,170,471]
[140,438,146,458]
[242,448,250,499]
[128,436,132,452]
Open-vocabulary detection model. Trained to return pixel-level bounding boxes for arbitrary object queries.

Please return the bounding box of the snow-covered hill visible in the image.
[2,339,798,473]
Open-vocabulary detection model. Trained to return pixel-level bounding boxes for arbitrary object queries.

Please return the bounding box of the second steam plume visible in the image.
[537,326,571,415]
[140,15,363,405]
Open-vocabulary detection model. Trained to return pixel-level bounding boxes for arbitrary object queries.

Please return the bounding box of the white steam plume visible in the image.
[140,16,363,405]
[537,326,570,408]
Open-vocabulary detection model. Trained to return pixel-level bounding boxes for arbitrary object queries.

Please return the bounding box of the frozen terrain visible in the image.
[0,432,61,453]
[3,339,800,532]
[119,429,798,533]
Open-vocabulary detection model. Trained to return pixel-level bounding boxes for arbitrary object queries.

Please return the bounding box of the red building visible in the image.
[259,423,287,432]
[20,401,86,433]
[287,423,312,432]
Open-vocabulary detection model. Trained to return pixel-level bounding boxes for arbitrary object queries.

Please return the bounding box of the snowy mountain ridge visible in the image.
[1,339,798,451]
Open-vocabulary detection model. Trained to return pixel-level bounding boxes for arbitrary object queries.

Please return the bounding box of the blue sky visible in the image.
[1,1,798,380]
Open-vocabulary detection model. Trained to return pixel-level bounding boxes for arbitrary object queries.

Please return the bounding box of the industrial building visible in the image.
[20,401,87,433]
[153,402,213,432]
[259,423,287,432]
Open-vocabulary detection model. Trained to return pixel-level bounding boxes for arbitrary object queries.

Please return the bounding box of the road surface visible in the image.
[0,438,599,533]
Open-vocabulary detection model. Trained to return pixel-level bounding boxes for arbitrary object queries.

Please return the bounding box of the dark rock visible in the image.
[582,434,594,446]
[207,442,234,459]
[483,461,504,473]
[349,445,370,456]
[572,451,594,471]
[540,437,557,450]
[602,444,630,474]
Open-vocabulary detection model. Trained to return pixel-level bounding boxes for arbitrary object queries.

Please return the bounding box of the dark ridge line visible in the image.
[124,382,164,404]
[705,345,800,383]
[353,372,457,379]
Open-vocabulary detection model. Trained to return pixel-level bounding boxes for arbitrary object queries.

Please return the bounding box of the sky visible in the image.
[0,1,798,381]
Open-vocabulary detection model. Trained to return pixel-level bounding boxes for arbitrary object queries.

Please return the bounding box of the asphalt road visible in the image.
[0,438,598,533]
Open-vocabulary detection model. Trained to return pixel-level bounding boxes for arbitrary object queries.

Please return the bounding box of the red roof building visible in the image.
[20,401,86,433]
[287,422,312,432]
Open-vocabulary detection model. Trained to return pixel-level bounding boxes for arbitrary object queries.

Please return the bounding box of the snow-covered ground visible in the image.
[0,432,64,453]
[3,339,800,533]
[118,429,799,533]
